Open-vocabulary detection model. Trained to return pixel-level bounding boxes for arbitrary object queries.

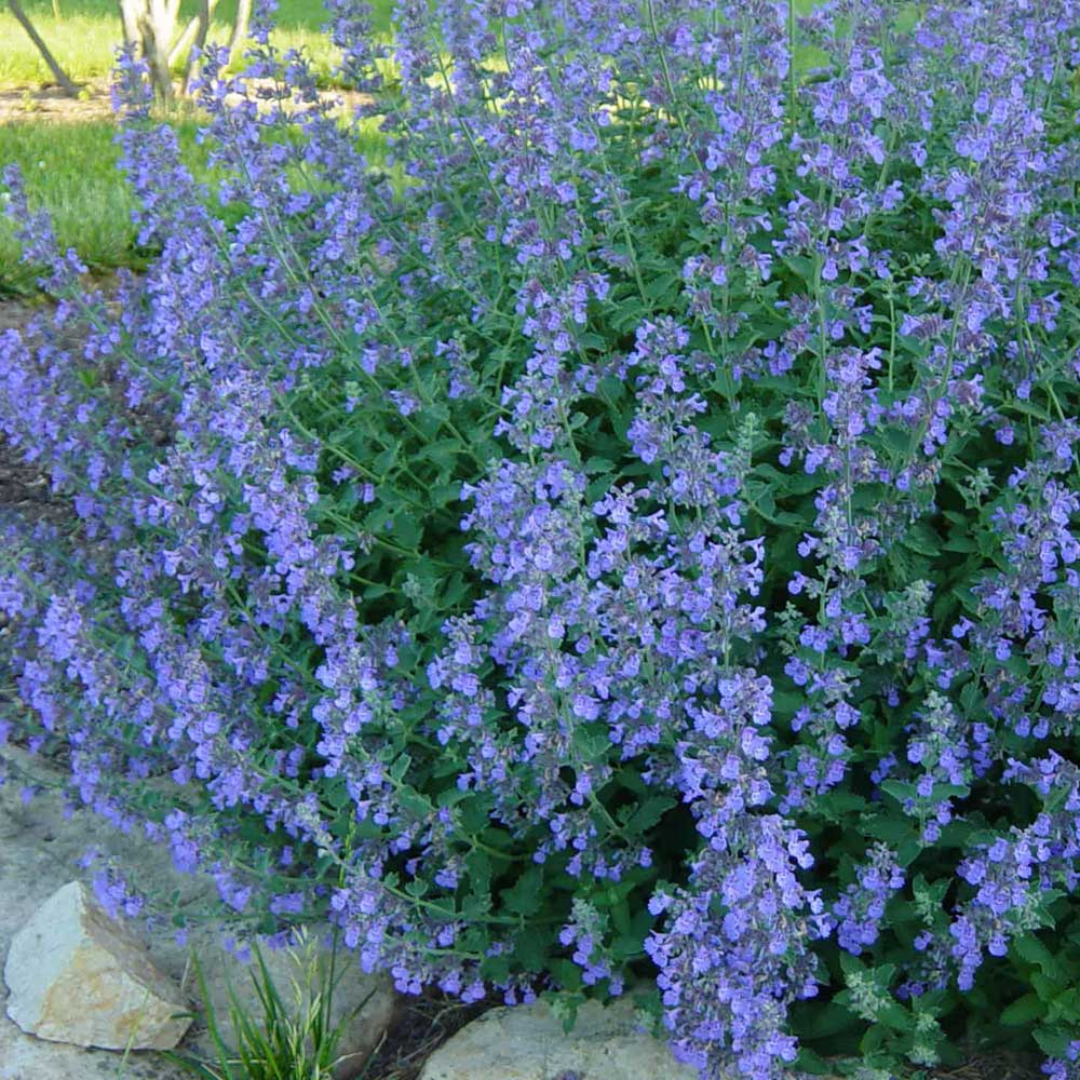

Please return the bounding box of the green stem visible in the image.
[788,0,798,134]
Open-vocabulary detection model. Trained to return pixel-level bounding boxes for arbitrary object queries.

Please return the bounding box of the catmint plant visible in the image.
[2,0,1080,1077]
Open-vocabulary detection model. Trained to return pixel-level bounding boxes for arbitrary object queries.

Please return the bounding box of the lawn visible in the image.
[0,118,216,292]
[0,0,395,85]
[0,0,398,293]
[0,110,394,294]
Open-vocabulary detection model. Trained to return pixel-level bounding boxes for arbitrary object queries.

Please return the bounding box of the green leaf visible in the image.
[942,534,978,553]
[1000,993,1047,1026]
[796,1001,860,1039]
[930,781,971,801]
[464,850,492,907]
[622,795,676,834]
[480,951,512,984]
[901,523,943,556]
[1034,1026,1074,1058]
[457,792,496,833]
[643,272,680,302]
[1049,987,1080,1025]
[880,779,916,804]
[513,926,551,973]
[861,813,921,849]
[839,951,865,979]
[501,866,544,917]
[896,837,923,867]
[583,456,616,475]
[1032,972,1065,1001]
[1013,934,1062,977]
[404,876,430,898]
[571,722,613,761]
[1008,398,1053,421]
[816,791,868,819]
[548,959,584,992]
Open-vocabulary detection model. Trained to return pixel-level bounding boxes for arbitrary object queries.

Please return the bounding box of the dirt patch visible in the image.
[365,993,485,1080]
[0,298,67,535]
[0,77,375,126]
[0,437,58,532]
[0,79,116,124]
[0,296,42,334]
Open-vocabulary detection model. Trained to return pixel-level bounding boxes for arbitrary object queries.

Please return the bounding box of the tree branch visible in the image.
[226,0,252,69]
[168,0,219,69]
[7,0,81,97]
[181,0,210,96]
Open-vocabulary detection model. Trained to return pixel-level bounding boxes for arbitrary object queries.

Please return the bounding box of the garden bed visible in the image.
[2,2,1080,1079]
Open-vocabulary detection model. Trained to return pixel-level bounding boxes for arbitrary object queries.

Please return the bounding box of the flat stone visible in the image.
[189,925,397,1079]
[417,996,700,1080]
[0,1026,185,1080]
[4,881,190,1051]
[0,747,396,1077]
[0,752,195,1080]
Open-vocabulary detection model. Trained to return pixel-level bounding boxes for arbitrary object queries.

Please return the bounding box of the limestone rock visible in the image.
[3,881,190,1051]
[190,925,396,1080]
[0,1023,188,1080]
[417,996,700,1080]
[0,768,195,1080]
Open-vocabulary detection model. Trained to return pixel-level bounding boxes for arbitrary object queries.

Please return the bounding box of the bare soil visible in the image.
[0,78,116,124]
[0,299,65,533]
[0,77,375,125]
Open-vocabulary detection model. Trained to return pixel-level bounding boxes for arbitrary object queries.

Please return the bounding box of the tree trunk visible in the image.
[226,0,252,68]
[181,0,210,96]
[138,0,175,102]
[168,0,219,69]
[7,0,80,96]
[117,0,139,49]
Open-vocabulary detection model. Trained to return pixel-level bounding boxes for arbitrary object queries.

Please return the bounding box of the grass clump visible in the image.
[166,931,375,1080]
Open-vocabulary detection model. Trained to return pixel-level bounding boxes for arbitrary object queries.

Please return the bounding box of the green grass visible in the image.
[0,0,395,87]
[0,108,393,294]
[0,0,396,291]
[0,121,143,292]
[0,116,238,293]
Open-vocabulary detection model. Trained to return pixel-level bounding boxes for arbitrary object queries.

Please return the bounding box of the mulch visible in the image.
[0,299,67,534]
[0,78,116,124]
[363,993,486,1080]
[934,1052,1045,1080]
